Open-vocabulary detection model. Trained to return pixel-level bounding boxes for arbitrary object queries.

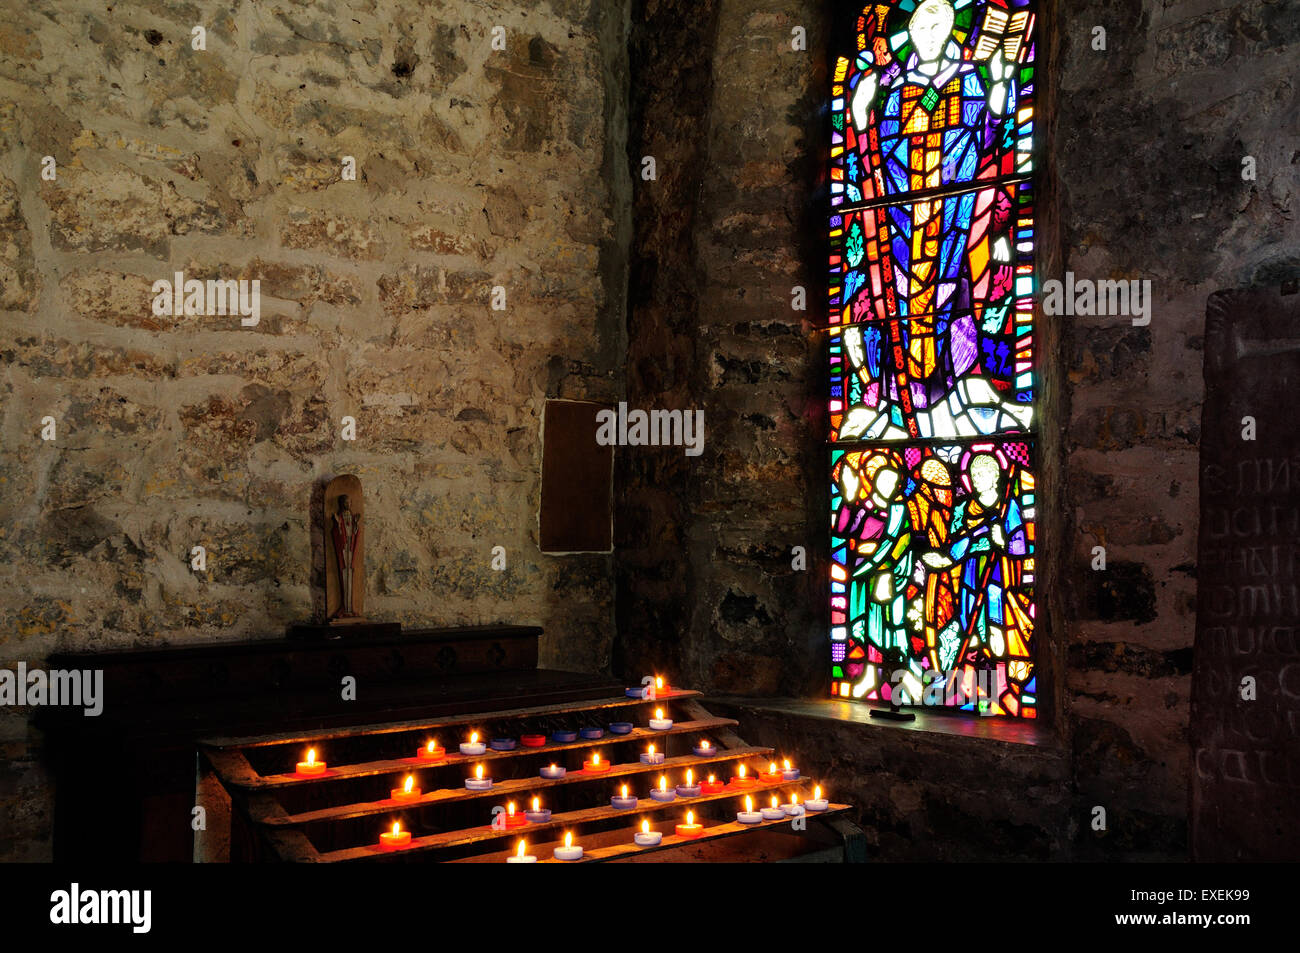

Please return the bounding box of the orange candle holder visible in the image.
[390,776,422,803]
[582,753,612,773]
[701,775,726,795]
[416,741,445,761]
[675,811,704,839]
[379,823,412,849]
[296,749,327,777]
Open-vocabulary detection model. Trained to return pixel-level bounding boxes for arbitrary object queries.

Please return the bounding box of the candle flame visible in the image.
[815,785,822,799]
[403,775,414,794]
[532,797,540,811]
[701,739,710,749]
[708,773,716,783]
[621,784,628,798]
[745,795,753,812]
[517,840,526,857]
[648,744,655,756]
[427,740,437,753]
[641,820,650,834]
[392,822,400,836]
[475,764,484,780]
[686,769,693,785]
[655,708,664,720]
[592,753,600,766]
[771,795,779,808]
[739,764,747,778]
[687,811,695,825]
[549,763,557,771]
[783,758,791,771]
[564,831,573,848]
[470,731,478,744]
[792,793,800,805]
[769,761,777,774]
[656,676,663,689]
[306,748,316,765]
[508,801,516,816]
[659,775,667,791]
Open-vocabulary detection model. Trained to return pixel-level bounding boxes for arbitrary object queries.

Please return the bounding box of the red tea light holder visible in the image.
[582,752,612,774]
[379,821,412,850]
[675,810,704,839]
[729,764,757,788]
[390,774,422,803]
[520,734,547,748]
[494,802,528,829]
[296,748,327,777]
[759,761,783,784]
[700,773,725,795]
[416,739,446,761]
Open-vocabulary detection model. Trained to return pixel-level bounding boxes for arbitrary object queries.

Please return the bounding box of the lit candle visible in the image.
[490,737,517,751]
[582,752,612,773]
[506,839,537,863]
[730,764,756,788]
[608,721,633,735]
[379,821,411,849]
[611,784,638,810]
[675,810,704,839]
[580,726,604,740]
[760,761,783,784]
[701,773,725,795]
[648,707,673,731]
[650,774,677,802]
[676,769,701,798]
[781,793,805,816]
[465,763,493,790]
[552,729,578,743]
[295,748,327,777]
[761,794,786,820]
[539,762,567,780]
[553,831,583,861]
[640,743,664,765]
[416,738,445,761]
[656,675,667,694]
[525,796,552,823]
[806,785,829,812]
[634,819,662,847]
[520,733,547,748]
[390,774,421,803]
[782,758,800,781]
[692,739,714,757]
[459,731,486,756]
[502,801,528,828]
[736,795,762,824]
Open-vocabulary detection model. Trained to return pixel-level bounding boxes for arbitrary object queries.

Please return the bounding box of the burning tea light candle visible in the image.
[390,774,421,804]
[805,785,829,812]
[761,795,786,820]
[692,739,714,757]
[611,784,637,810]
[730,764,756,788]
[520,734,546,748]
[736,795,762,825]
[640,743,665,765]
[379,821,411,849]
[675,810,704,839]
[490,737,517,751]
[582,752,612,773]
[502,801,528,828]
[465,764,493,790]
[507,839,537,863]
[781,793,804,816]
[552,729,578,743]
[654,675,669,696]
[701,773,725,795]
[781,758,800,781]
[416,739,445,761]
[634,819,662,847]
[650,775,677,802]
[760,761,783,784]
[648,707,673,731]
[608,721,633,735]
[296,748,327,777]
[460,732,486,756]
[553,831,583,861]
[539,763,567,780]
[525,797,552,823]
[676,769,701,798]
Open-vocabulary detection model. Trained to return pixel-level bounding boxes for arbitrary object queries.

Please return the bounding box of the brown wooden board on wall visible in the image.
[1191,286,1300,862]
[540,399,613,553]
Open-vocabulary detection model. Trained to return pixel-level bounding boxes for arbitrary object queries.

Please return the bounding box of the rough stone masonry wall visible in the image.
[622,0,1299,861]
[0,0,630,861]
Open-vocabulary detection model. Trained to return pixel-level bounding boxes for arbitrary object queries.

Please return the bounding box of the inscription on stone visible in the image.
[1191,288,1300,861]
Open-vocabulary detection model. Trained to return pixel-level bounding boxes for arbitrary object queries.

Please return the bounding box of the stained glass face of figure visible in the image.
[872,467,900,507]
[969,454,999,497]
[909,0,955,62]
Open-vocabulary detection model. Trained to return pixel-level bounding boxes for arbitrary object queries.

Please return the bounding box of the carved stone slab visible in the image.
[1191,287,1300,861]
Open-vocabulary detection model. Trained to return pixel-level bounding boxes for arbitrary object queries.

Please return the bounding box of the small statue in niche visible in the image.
[331,493,362,618]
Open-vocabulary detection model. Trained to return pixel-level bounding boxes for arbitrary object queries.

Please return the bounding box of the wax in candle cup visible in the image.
[539,764,567,780]
[647,707,673,731]
[489,738,517,751]
[608,722,633,735]
[675,811,704,839]
[390,775,422,803]
[459,732,487,756]
[506,840,537,863]
[379,822,411,849]
[465,765,493,790]
[296,748,327,777]
[692,741,714,757]
[553,832,583,861]
[639,744,664,765]
[579,727,604,740]
[736,795,763,825]
[520,734,547,748]
[551,729,578,743]
[416,740,446,761]
[581,753,612,774]
[633,820,662,847]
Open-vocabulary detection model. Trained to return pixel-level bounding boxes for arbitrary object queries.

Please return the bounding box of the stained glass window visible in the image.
[827,0,1038,717]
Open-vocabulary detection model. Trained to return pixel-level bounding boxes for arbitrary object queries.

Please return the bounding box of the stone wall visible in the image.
[619,0,1300,861]
[0,0,630,861]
